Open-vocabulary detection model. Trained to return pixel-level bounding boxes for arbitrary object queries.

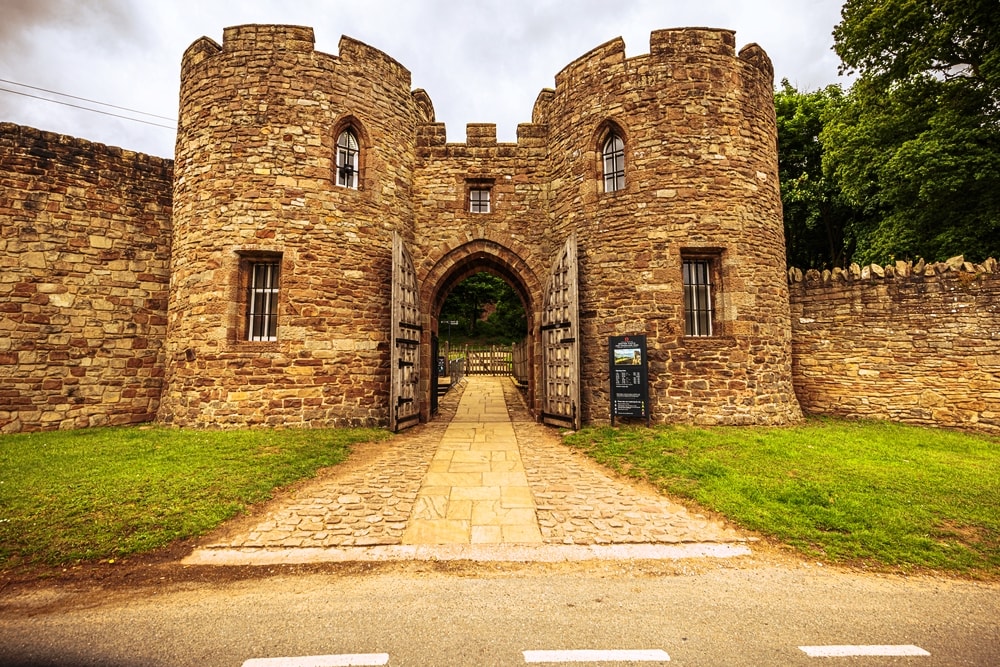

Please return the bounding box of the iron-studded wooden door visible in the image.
[541,233,581,430]
[390,232,422,432]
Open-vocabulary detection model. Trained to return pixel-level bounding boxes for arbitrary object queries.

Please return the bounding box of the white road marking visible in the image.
[242,654,389,667]
[523,649,671,663]
[799,645,930,658]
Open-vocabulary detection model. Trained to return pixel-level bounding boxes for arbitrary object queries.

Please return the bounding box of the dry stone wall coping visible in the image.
[789,255,999,288]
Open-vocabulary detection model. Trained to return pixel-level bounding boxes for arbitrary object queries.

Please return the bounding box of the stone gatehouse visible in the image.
[5,24,995,436]
[166,24,799,431]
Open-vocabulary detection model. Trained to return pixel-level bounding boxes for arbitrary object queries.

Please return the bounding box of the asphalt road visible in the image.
[1,557,998,666]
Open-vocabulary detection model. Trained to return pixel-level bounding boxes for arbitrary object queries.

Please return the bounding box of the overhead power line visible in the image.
[0,77,175,121]
[0,77,176,130]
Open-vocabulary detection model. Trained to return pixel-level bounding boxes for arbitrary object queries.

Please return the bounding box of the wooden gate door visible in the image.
[430,333,439,416]
[390,232,422,432]
[541,233,581,430]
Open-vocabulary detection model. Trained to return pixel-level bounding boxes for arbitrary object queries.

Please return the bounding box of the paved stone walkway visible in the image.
[184,376,751,565]
[402,378,542,545]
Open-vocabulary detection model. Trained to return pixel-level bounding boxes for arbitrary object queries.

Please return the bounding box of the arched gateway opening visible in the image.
[389,234,583,432]
[420,239,542,425]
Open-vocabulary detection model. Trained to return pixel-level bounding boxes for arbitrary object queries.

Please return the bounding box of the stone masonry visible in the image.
[0,125,172,433]
[159,24,801,430]
[790,257,1000,434]
[3,24,997,436]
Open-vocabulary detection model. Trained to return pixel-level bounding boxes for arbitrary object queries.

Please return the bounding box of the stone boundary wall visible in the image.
[789,256,1000,433]
[0,123,173,433]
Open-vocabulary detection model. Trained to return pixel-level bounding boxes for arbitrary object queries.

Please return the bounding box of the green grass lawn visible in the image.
[565,418,1000,576]
[2,418,998,576]
[0,426,389,569]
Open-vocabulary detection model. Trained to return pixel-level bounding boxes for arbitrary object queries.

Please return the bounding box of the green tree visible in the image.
[776,80,867,268]
[439,272,526,342]
[823,0,1000,263]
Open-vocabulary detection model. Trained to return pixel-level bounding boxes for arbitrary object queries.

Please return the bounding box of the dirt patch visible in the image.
[0,537,807,619]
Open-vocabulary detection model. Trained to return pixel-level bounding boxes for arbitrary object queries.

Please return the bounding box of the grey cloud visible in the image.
[0,0,142,54]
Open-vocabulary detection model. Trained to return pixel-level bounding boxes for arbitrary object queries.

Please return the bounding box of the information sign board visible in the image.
[609,335,649,425]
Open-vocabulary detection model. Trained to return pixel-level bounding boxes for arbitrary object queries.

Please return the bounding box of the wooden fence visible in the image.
[463,345,513,376]
[447,357,465,384]
[449,340,529,382]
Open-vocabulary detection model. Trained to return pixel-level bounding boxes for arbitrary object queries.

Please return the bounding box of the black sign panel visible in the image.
[609,335,649,425]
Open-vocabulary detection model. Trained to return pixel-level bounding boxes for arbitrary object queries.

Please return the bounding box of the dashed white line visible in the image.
[242,654,390,667]
[523,649,671,663]
[241,644,933,664]
[799,645,930,658]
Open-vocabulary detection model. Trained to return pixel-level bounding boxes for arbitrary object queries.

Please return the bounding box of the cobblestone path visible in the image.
[191,376,748,562]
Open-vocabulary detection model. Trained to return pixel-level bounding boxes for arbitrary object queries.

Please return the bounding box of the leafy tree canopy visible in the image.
[820,0,1000,264]
[776,80,868,268]
[834,0,999,99]
[439,272,527,344]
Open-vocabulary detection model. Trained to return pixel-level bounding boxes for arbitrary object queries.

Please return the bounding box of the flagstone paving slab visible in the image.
[189,375,750,564]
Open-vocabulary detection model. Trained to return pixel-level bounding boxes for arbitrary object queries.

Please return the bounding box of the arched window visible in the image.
[336,129,359,189]
[602,133,625,193]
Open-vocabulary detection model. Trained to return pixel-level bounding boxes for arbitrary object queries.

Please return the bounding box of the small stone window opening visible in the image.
[469,187,491,213]
[602,133,625,193]
[683,259,714,336]
[246,260,280,342]
[336,129,359,189]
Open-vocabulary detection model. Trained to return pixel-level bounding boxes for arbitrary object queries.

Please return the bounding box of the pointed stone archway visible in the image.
[419,239,543,422]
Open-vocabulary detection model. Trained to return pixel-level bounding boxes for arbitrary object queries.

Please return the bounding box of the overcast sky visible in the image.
[0,0,850,159]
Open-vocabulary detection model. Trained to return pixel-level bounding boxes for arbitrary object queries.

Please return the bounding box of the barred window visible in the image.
[683,259,714,336]
[602,133,625,193]
[246,261,280,342]
[470,188,491,213]
[336,129,359,189]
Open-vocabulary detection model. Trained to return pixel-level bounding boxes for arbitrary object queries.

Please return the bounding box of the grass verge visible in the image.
[565,418,1000,576]
[0,426,389,569]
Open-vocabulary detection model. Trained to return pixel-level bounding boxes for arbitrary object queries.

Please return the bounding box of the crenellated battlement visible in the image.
[336,35,411,89]
[650,27,736,57]
[739,43,774,80]
[529,27,774,133]
[415,121,549,150]
[222,24,316,53]
[180,25,412,92]
[550,27,765,94]
[553,36,626,89]
[180,36,221,70]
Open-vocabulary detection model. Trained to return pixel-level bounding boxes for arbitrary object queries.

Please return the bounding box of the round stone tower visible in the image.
[534,28,801,425]
[159,25,429,427]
